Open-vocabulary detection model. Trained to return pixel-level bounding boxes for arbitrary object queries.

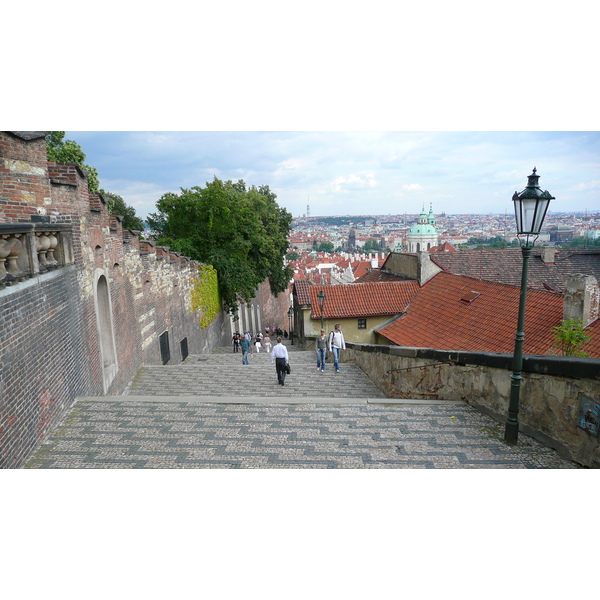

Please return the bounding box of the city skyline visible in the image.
[65,131,600,221]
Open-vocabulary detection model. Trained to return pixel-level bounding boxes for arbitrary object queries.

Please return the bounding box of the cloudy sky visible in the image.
[12,4,596,223]
[66,131,600,220]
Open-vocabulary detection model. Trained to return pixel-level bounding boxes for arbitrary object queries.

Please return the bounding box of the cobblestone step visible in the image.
[125,343,387,399]
[23,343,580,468]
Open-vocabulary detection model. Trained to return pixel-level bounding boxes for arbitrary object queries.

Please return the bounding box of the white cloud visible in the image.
[402,183,423,192]
[329,172,377,193]
[102,180,174,218]
[574,180,600,191]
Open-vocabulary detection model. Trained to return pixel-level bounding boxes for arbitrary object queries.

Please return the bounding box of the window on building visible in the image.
[358,318,367,329]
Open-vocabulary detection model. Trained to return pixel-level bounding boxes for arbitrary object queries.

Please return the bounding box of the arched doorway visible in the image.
[95,273,118,393]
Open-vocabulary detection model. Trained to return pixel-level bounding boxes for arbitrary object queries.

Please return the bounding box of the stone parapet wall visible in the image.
[345,342,600,467]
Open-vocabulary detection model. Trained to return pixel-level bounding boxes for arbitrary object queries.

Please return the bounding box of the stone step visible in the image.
[125,345,387,398]
[82,395,463,405]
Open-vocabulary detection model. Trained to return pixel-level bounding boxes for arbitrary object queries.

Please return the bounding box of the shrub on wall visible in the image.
[553,318,591,357]
[191,265,221,328]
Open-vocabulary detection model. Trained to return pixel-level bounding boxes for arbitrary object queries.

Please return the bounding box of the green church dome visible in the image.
[408,204,438,235]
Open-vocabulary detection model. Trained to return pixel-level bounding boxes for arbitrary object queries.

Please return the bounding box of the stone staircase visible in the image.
[124,340,387,401]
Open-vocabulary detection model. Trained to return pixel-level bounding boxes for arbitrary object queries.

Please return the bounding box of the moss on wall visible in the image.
[191,265,221,329]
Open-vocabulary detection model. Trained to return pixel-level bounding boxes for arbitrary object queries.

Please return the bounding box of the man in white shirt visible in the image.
[327,323,346,373]
[270,336,290,386]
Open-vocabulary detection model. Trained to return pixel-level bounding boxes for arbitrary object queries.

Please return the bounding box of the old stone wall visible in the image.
[223,283,292,342]
[0,132,229,467]
[0,266,93,467]
[345,343,600,467]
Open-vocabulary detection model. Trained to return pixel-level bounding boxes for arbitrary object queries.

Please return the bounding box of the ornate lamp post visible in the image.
[317,290,326,331]
[504,167,554,444]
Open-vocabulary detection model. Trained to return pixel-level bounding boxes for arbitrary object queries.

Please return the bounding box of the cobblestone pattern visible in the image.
[125,344,387,398]
[25,401,579,469]
[24,343,581,469]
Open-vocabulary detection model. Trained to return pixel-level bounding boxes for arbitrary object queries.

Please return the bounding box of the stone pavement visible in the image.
[24,341,580,469]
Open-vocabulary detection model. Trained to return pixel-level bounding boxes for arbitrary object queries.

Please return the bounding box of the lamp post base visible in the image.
[504,420,519,444]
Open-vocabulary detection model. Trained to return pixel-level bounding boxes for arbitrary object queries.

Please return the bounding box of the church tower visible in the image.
[406,204,439,252]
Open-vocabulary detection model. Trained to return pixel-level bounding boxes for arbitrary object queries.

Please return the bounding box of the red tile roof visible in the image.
[294,280,312,305]
[582,319,600,357]
[377,272,566,354]
[309,281,420,319]
[430,241,457,253]
[430,247,600,292]
[353,269,406,283]
[352,261,371,279]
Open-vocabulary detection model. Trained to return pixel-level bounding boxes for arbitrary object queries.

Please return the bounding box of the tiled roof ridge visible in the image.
[430,271,562,297]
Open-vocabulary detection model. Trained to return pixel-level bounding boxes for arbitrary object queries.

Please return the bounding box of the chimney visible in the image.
[563,274,599,327]
[541,247,556,264]
[417,251,442,286]
[371,257,378,269]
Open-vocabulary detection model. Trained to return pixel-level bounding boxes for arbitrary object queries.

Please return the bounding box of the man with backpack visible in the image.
[327,323,346,373]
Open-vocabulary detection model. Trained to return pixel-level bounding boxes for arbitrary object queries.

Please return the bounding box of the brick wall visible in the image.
[0,132,51,222]
[0,267,92,467]
[0,131,230,467]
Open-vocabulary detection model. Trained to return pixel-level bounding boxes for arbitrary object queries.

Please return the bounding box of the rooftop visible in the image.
[308,281,420,320]
[377,272,566,354]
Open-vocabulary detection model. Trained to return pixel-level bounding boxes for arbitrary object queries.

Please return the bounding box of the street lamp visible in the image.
[504,167,554,444]
[288,305,294,345]
[317,290,326,331]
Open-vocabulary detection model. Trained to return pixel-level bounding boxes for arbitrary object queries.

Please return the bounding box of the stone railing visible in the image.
[344,342,600,468]
[0,222,74,287]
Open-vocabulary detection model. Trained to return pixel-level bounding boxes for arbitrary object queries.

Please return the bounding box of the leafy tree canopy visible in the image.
[46,132,144,231]
[317,241,334,252]
[147,178,293,314]
[46,131,100,193]
[363,238,380,252]
[100,189,145,231]
[564,236,600,248]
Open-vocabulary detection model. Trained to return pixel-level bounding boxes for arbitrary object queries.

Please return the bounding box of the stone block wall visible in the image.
[345,343,600,467]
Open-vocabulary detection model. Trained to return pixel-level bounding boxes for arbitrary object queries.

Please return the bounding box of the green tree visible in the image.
[553,318,591,357]
[490,236,507,249]
[566,236,600,248]
[100,190,145,231]
[286,251,300,261]
[363,238,380,252]
[45,131,99,193]
[317,241,334,252]
[147,177,292,314]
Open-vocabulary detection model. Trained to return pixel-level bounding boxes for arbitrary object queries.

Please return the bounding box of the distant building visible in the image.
[406,204,440,252]
[549,226,575,243]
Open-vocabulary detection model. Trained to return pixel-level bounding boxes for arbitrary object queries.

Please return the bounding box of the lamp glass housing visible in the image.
[317,291,325,309]
[513,195,551,235]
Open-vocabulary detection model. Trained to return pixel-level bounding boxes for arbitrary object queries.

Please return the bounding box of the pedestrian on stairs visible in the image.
[328,323,346,373]
[315,329,327,372]
[231,332,240,353]
[239,334,251,365]
[263,335,271,354]
[271,336,289,386]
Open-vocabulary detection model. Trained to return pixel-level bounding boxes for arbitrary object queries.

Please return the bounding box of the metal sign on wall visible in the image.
[578,397,600,437]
